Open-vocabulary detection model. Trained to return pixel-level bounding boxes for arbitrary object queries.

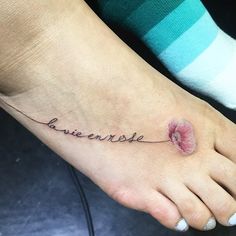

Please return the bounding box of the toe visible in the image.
[161,183,214,231]
[209,153,236,197]
[187,176,236,226]
[144,190,187,232]
[215,117,236,161]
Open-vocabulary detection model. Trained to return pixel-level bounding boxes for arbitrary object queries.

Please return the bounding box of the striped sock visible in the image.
[99,0,236,109]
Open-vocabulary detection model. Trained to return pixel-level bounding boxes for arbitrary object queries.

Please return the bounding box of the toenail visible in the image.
[228,213,236,226]
[203,217,216,231]
[175,218,189,232]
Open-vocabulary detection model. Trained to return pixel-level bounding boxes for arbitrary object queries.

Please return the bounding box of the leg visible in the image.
[1,0,236,232]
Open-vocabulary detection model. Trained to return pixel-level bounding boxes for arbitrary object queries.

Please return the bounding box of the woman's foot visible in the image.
[1,0,236,232]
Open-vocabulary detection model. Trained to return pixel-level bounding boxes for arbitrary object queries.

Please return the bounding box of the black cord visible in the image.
[68,164,95,236]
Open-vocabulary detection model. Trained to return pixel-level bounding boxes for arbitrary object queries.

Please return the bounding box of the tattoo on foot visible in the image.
[169,120,196,155]
[1,99,196,155]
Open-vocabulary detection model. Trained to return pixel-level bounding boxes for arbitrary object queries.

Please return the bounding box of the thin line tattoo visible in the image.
[1,99,171,144]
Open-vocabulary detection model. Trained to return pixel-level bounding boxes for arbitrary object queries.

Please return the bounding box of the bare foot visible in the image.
[1,0,236,232]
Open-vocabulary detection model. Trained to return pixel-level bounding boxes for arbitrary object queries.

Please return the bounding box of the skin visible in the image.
[1,0,236,232]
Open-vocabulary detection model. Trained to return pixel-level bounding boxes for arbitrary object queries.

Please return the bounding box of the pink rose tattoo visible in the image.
[168,119,196,155]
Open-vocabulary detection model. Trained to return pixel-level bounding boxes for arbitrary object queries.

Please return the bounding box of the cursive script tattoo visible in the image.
[44,118,170,144]
[1,99,170,144]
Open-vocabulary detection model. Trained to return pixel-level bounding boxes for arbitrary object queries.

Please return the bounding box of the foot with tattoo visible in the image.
[1,0,236,232]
